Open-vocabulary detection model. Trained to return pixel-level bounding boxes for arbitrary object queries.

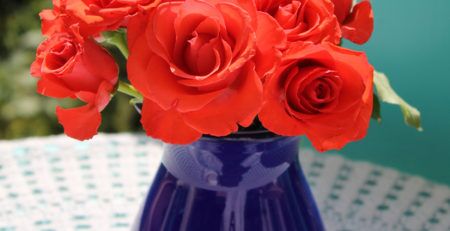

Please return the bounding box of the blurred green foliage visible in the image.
[0,0,141,139]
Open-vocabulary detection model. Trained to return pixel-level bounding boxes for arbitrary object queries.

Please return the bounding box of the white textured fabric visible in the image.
[0,134,449,231]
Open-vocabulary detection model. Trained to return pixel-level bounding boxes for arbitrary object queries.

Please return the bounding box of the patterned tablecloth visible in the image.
[0,134,449,231]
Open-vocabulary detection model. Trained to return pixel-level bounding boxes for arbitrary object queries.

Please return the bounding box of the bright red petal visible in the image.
[305,98,372,152]
[37,77,76,99]
[341,1,374,44]
[56,104,101,140]
[254,12,286,79]
[183,64,263,136]
[259,66,306,136]
[127,27,153,98]
[81,38,119,85]
[140,98,202,144]
[140,54,224,112]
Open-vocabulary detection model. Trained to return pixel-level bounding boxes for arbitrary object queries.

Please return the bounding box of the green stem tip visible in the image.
[117,81,142,100]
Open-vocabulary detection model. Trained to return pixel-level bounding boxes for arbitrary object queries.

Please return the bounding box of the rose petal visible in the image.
[37,77,76,98]
[140,98,202,144]
[81,38,118,85]
[331,0,353,23]
[95,81,115,111]
[145,54,226,112]
[254,12,286,79]
[323,44,373,111]
[305,99,372,151]
[259,65,306,136]
[56,104,102,140]
[183,64,263,136]
[127,28,153,98]
[216,2,255,72]
[341,0,374,44]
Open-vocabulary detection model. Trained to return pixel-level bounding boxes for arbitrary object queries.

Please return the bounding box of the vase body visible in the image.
[134,134,324,231]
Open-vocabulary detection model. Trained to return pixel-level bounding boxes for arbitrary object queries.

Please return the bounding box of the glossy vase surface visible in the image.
[134,134,324,231]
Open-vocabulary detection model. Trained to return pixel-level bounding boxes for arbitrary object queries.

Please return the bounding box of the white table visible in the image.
[0,134,449,231]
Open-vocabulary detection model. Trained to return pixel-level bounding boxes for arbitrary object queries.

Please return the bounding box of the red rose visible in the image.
[40,0,159,37]
[30,25,118,140]
[259,43,373,151]
[65,0,160,31]
[331,0,374,44]
[127,0,264,144]
[254,0,341,44]
[40,0,102,37]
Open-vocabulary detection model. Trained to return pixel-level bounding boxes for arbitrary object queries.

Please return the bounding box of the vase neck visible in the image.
[162,136,300,191]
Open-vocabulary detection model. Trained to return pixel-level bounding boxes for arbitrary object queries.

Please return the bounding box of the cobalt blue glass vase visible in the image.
[134,131,324,231]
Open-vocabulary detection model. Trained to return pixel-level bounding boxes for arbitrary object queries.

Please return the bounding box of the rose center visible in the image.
[300,76,340,113]
[45,41,77,71]
[183,31,219,76]
[273,0,320,33]
[286,67,342,115]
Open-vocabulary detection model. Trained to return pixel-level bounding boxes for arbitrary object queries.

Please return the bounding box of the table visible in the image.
[0,134,449,231]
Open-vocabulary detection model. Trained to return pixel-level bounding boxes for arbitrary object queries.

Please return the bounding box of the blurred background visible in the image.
[0,1,449,185]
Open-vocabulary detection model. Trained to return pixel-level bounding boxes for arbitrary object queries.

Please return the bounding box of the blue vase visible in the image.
[134,132,324,231]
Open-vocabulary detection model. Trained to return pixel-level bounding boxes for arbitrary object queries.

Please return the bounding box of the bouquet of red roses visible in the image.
[30,0,421,152]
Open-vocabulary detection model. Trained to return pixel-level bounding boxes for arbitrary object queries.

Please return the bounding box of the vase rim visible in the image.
[202,129,295,142]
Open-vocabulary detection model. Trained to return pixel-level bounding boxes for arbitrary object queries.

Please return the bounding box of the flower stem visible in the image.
[103,30,129,59]
[114,41,129,59]
[117,81,142,100]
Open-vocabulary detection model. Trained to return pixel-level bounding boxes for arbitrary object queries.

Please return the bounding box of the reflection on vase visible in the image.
[134,135,324,231]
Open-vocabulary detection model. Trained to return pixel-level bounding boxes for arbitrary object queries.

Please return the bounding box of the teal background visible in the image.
[305,0,450,185]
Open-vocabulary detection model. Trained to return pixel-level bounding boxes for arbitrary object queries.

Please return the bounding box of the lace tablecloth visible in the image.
[0,134,449,231]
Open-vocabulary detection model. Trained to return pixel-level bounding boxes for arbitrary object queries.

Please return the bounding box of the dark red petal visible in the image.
[183,64,263,136]
[56,104,101,141]
[331,0,353,23]
[140,98,202,144]
[341,1,374,44]
[283,43,336,68]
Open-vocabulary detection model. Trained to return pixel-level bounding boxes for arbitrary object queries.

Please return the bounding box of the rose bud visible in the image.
[259,43,373,151]
[30,25,118,140]
[127,0,264,144]
[254,0,341,44]
[331,0,374,44]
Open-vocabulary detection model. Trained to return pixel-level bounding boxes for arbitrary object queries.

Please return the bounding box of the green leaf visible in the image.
[371,93,381,122]
[102,29,128,58]
[117,81,143,100]
[129,97,143,106]
[373,71,423,131]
